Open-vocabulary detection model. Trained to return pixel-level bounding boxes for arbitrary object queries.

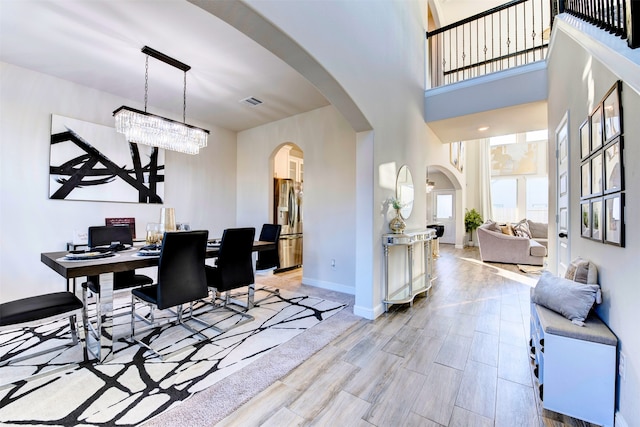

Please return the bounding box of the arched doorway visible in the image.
[272,144,304,271]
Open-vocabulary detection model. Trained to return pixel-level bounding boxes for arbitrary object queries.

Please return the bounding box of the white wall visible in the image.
[245,0,432,318]
[237,106,357,294]
[547,25,640,427]
[0,62,237,301]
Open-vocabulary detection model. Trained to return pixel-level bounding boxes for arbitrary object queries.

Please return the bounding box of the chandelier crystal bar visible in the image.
[113,106,209,155]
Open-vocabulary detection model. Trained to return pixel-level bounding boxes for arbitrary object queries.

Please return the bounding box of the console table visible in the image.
[382,229,436,311]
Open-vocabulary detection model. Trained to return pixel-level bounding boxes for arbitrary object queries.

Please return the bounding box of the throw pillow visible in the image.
[532,271,600,326]
[513,220,532,238]
[565,257,601,304]
[484,220,502,233]
[501,224,515,236]
[565,256,598,284]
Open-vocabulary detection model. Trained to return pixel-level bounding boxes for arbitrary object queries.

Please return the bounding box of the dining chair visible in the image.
[205,227,257,314]
[255,224,281,272]
[130,230,209,359]
[0,291,83,367]
[82,225,153,342]
[254,224,282,304]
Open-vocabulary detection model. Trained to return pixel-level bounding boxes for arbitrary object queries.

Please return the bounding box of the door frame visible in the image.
[555,112,570,275]
[433,189,456,245]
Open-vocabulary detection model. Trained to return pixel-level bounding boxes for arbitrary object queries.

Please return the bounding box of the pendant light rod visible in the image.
[141,46,191,72]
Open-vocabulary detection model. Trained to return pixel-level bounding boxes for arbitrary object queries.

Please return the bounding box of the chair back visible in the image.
[256,224,281,271]
[88,226,133,247]
[88,225,136,288]
[156,230,209,310]
[216,227,256,292]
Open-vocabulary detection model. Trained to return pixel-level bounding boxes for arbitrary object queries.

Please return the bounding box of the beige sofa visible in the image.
[476,220,547,266]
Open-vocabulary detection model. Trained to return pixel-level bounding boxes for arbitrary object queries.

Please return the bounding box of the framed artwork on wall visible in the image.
[581,162,591,198]
[581,201,591,238]
[604,193,624,246]
[604,138,623,193]
[580,80,624,245]
[591,152,603,196]
[591,105,603,151]
[603,81,622,142]
[580,119,590,160]
[591,198,603,242]
[49,114,165,204]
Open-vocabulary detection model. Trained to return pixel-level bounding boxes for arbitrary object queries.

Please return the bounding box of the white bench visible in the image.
[530,302,617,427]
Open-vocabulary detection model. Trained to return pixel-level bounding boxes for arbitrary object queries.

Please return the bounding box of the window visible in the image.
[491,178,518,223]
[526,177,548,222]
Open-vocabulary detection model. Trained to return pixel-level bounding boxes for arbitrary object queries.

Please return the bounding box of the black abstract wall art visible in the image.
[49,115,164,203]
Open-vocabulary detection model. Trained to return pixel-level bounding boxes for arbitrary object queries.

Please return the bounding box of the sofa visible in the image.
[476,219,548,266]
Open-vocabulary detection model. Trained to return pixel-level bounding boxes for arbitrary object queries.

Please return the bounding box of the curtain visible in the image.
[480,138,493,221]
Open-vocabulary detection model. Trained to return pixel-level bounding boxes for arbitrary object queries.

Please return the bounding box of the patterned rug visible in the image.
[0,288,346,426]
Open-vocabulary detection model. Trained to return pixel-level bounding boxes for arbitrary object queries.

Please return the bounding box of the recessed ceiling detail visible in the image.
[240,96,264,107]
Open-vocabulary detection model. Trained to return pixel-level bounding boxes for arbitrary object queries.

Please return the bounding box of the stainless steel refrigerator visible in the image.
[274,178,303,270]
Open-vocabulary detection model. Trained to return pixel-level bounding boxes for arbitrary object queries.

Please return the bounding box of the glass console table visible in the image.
[382,228,436,311]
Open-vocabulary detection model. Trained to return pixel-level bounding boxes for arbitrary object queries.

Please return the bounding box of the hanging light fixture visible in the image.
[113,46,209,155]
[426,166,435,193]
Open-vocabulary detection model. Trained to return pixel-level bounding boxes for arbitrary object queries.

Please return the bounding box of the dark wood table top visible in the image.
[41,240,276,279]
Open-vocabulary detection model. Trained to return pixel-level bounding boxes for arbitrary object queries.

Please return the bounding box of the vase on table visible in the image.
[389,209,406,233]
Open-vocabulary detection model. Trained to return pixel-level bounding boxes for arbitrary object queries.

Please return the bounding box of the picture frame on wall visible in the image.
[591,152,603,196]
[591,198,603,242]
[604,138,623,193]
[458,142,465,172]
[603,81,622,142]
[581,201,591,238]
[581,162,591,198]
[604,193,624,246]
[580,119,590,160]
[591,105,603,151]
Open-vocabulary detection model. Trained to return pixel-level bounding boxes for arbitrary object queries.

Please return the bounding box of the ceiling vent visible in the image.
[240,96,263,107]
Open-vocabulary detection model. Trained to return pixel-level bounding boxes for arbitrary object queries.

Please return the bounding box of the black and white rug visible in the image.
[0,288,346,426]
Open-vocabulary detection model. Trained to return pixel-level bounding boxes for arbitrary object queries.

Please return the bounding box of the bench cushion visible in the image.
[533,303,617,346]
[0,292,83,327]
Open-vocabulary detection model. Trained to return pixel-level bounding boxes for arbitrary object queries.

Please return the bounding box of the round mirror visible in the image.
[396,165,414,219]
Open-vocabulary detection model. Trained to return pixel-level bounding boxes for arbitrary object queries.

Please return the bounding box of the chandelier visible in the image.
[113,46,209,155]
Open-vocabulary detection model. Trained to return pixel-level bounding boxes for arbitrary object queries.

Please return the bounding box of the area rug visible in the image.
[0,288,346,426]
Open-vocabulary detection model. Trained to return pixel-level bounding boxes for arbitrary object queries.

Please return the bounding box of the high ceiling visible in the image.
[0,0,330,132]
[1,0,539,139]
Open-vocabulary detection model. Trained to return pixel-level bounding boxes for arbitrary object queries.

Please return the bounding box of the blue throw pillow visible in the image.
[532,271,600,326]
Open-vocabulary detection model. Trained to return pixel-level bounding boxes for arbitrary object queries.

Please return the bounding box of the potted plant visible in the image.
[464,208,484,246]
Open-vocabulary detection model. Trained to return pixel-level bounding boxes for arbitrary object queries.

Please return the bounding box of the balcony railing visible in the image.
[427,0,551,88]
[427,0,638,88]
[562,0,640,48]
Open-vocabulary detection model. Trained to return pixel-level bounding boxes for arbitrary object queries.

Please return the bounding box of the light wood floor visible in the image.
[216,245,595,427]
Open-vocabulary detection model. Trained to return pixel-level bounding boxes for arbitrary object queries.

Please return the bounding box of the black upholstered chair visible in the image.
[82,226,153,339]
[130,230,209,359]
[254,224,282,304]
[256,224,281,272]
[206,227,256,312]
[0,292,83,366]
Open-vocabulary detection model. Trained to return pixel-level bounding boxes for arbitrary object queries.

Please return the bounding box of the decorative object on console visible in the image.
[113,46,209,155]
[389,198,406,234]
[49,114,164,203]
[580,80,624,246]
[159,207,176,232]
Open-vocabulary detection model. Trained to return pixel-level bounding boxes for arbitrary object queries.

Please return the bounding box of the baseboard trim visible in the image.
[301,277,355,295]
[353,303,384,320]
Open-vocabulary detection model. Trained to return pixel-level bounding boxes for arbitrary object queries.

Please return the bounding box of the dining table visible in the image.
[40,240,276,363]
